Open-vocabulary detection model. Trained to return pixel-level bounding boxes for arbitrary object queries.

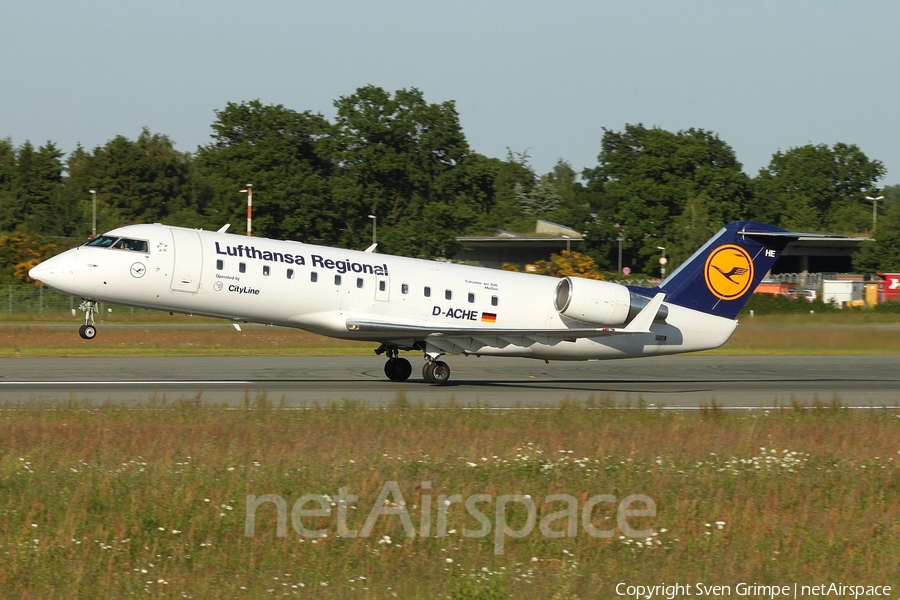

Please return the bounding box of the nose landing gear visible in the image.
[78,300,98,340]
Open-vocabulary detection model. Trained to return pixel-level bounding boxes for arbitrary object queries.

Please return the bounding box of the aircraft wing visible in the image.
[346,293,665,354]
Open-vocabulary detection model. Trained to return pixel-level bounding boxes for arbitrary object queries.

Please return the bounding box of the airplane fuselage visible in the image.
[30,223,737,363]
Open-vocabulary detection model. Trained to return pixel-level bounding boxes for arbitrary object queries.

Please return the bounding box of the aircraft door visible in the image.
[170,229,203,293]
[375,275,390,301]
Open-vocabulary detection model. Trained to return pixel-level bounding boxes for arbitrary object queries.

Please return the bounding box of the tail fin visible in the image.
[656,221,793,319]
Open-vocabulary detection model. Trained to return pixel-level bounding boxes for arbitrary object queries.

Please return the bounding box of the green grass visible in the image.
[1,399,898,598]
[2,312,900,358]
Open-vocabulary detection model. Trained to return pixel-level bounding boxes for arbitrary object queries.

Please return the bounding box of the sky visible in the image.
[3,1,899,183]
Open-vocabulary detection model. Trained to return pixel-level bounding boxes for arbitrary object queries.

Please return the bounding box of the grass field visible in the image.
[2,312,900,358]
[2,313,898,598]
[1,401,897,598]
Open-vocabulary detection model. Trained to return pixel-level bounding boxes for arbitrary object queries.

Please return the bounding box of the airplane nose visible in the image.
[29,251,76,286]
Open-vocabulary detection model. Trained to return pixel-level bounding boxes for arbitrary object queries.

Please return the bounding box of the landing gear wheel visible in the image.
[384,357,412,382]
[423,360,451,385]
[78,300,98,340]
[422,362,435,384]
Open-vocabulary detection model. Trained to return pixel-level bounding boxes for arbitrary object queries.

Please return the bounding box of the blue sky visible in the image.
[3,1,899,183]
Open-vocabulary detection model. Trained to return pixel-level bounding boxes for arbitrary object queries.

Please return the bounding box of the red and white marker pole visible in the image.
[240,184,253,236]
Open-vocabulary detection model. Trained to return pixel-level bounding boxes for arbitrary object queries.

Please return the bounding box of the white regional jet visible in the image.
[29,221,802,385]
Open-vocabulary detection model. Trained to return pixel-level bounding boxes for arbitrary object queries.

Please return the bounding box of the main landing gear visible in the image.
[378,345,413,382]
[375,345,452,385]
[384,356,413,382]
[77,300,98,340]
[422,359,450,385]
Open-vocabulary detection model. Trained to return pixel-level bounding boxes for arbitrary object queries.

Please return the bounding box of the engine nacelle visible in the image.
[554,277,631,326]
[554,277,668,326]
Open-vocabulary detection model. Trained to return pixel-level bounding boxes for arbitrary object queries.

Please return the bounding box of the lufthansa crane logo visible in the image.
[704,245,754,301]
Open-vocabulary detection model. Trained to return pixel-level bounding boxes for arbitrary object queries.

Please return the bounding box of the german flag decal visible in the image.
[481,312,497,323]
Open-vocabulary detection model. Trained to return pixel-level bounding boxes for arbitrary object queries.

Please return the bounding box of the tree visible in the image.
[582,124,750,273]
[0,232,59,284]
[478,149,535,232]
[66,129,195,235]
[853,187,900,273]
[194,100,334,242]
[0,140,69,236]
[752,143,885,233]
[327,86,477,255]
[0,138,18,232]
[531,250,604,280]
[542,159,590,228]
[515,175,561,216]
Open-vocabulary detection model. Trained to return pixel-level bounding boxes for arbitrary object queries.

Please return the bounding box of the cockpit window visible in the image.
[113,238,149,252]
[84,235,119,248]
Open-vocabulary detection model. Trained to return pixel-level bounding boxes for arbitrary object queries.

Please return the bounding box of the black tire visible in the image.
[78,325,87,339]
[385,358,413,382]
[82,325,97,340]
[422,361,436,384]
[395,358,412,382]
[424,360,451,385]
[384,359,400,381]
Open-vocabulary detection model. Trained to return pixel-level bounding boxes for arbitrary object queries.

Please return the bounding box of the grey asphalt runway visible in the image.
[0,354,898,407]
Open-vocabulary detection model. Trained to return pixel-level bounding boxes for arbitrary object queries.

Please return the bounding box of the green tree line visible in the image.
[1,85,896,284]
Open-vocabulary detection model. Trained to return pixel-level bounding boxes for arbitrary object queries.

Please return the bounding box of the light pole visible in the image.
[89,189,97,238]
[866,195,884,232]
[617,235,624,273]
[368,214,377,245]
[657,246,667,279]
[240,184,253,236]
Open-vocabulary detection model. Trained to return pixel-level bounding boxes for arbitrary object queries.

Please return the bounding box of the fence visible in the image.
[3,284,144,316]
[5,284,75,314]
[767,272,828,289]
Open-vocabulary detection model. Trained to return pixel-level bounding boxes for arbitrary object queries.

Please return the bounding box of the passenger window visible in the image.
[401,283,409,294]
[216,260,224,270]
[357,277,364,288]
[239,263,246,273]
[335,274,342,286]
[311,272,318,283]
[445,289,452,300]
[468,292,475,303]
[263,265,270,276]
[424,286,431,298]
[287,269,294,279]
[491,295,498,307]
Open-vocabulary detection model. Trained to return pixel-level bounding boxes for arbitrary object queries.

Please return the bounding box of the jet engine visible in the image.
[554,277,667,327]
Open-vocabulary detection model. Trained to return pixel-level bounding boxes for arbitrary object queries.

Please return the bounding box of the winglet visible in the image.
[364,243,378,253]
[624,293,665,332]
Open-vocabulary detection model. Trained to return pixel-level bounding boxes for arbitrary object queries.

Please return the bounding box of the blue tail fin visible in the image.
[654,221,792,319]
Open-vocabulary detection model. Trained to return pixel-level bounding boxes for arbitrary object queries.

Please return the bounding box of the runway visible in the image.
[0,354,898,407]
